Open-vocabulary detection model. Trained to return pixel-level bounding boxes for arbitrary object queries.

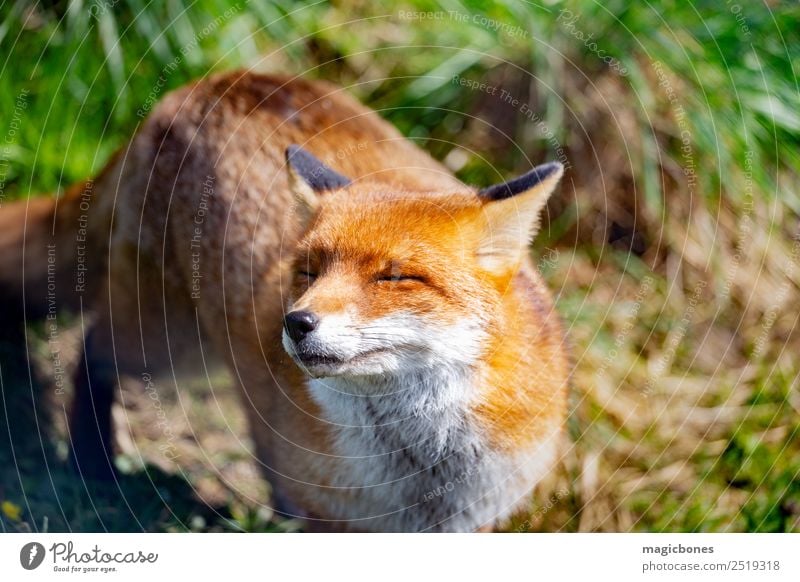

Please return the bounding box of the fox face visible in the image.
[280,146,563,380]
[282,189,491,379]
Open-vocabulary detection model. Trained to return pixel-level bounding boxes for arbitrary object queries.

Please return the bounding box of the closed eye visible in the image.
[375,274,426,284]
[298,270,318,279]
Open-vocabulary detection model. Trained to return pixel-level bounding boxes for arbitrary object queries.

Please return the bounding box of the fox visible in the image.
[0,71,568,532]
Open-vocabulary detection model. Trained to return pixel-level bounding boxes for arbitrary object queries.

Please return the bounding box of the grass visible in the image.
[1,0,798,532]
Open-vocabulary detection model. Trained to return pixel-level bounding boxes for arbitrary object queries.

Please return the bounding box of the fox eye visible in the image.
[297,270,317,280]
[375,273,425,284]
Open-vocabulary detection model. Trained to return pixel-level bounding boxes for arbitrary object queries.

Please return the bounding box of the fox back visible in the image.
[0,71,568,532]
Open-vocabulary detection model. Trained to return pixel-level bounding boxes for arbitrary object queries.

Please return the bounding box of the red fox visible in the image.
[0,71,568,532]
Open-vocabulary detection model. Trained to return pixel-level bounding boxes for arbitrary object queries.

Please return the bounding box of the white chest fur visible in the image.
[307,368,558,532]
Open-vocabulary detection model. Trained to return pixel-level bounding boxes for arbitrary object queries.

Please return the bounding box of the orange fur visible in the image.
[0,71,569,531]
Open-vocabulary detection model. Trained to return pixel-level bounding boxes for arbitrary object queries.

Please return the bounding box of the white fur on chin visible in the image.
[282,311,558,532]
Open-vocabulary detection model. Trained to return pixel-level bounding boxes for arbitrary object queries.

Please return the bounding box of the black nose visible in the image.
[284,310,319,343]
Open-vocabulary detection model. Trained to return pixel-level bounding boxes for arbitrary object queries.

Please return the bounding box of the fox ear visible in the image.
[476,162,564,273]
[285,145,352,222]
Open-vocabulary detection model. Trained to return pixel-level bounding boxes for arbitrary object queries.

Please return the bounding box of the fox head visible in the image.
[281,145,563,379]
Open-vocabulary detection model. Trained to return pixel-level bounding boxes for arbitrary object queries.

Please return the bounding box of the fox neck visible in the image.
[307,363,482,462]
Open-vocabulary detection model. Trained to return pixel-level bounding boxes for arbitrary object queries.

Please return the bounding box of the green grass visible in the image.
[1,0,798,532]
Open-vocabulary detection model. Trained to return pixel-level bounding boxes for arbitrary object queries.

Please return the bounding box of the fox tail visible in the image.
[0,157,118,325]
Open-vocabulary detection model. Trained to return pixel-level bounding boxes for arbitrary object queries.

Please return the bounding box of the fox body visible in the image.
[0,72,568,531]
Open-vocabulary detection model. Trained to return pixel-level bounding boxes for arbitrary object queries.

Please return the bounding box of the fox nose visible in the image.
[284,310,319,343]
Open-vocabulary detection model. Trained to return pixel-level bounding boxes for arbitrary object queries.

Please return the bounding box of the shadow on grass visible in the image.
[0,325,233,533]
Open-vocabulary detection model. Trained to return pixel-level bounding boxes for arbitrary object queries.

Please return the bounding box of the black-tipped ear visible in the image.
[479,161,563,201]
[285,145,352,192]
[475,161,564,274]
